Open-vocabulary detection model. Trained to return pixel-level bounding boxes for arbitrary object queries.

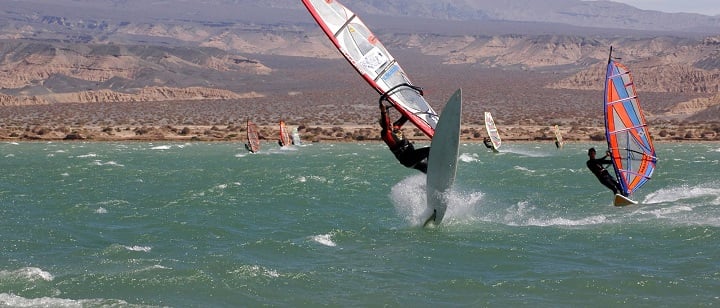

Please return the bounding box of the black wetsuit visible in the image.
[483,138,494,149]
[587,155,624,195]
[380,105,429,173]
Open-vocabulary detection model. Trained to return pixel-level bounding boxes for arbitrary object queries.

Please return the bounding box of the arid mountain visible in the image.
[0,0,718,128]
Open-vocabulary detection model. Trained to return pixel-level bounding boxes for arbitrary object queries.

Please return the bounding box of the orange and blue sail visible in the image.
[604,46,657,196]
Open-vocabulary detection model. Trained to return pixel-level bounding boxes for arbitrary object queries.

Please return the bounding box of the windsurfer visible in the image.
[379,102,429,173]
[586,147,625,196]
[483,137,495,150]
[245,143,254,153]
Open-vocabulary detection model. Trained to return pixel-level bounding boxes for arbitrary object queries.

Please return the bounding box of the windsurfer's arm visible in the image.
[379,103,391,130]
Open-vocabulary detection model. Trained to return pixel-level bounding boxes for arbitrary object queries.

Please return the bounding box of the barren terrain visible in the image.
[1,52,716,143]
[0,1,718,144]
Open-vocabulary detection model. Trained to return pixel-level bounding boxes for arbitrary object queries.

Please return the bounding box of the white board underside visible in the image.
[426,89,462,225]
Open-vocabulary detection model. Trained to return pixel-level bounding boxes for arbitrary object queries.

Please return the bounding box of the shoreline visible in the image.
[1,124,717,143]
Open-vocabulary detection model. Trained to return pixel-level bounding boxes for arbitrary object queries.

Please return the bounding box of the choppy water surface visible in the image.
[1,141,718,306]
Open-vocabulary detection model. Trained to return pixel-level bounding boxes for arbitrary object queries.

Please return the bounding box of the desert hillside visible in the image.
[0,0,717,142]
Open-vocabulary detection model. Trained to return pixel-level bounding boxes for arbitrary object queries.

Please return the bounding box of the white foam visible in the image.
[643,184,720,205]
[458,153,479,162]
[0,267,54,282]
[0,293,128,307]
[151,145,172,150]
[502,148,549,157]
[95,207,107,214]
[91,160,125,167]
[229,265,280,278]
[123,245,152,252]
[513,165,535,173]
[311,233,337,247]
[294,175,330,184]
[76,153,97,158]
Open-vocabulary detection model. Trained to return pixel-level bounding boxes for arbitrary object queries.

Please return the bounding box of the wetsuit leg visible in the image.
[598,173,619,194]
[403,147,430,173]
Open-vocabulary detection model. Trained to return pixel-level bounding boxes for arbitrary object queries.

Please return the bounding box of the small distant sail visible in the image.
[553,125,564,148]
[278,121,291,147]
[604,46,657,196]
[246,120,260,153]
[484,112,501,150]
[301,0,438,137]
[291,127,302,145]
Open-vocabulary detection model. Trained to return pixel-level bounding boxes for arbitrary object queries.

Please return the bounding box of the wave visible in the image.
[643,183,720,205]
[0,267,53,282]
[311,233,337,247]
[91,160,125,167]
[150,145,172,150]
[0,294,131,307]
[501,147,551,158]
[458,153,480,163]
[228,265,281,279]
[513,165,535,173]
[123,245,152,252]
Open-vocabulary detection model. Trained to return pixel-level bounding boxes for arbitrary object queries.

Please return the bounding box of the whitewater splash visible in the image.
[390,174,483,226]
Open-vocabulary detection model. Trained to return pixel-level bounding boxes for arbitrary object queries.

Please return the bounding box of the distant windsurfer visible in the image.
[245,143,254,153]
[483,137,494,150]
[586,147,625,196]
[379,102,429,173]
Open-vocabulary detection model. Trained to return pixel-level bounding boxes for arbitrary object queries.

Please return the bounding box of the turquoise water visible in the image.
[0,141,718,307]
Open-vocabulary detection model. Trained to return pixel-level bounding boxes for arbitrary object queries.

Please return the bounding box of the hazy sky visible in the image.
[610,0,720,16]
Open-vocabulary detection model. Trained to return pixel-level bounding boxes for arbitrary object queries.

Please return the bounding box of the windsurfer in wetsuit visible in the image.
[379,102,429,173]
[586,147,625,196]
[483,137,494,150]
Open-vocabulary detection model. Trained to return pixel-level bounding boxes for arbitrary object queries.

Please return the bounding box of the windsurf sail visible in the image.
[553,125,564,148]
[246,119,260,153]
[278,120,291,147]
[604,46,657,197]
[301,0,438,137]
[291,127,302,145]
[484,112,501,150]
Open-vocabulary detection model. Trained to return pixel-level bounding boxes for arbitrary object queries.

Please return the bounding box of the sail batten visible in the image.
[603,47,657,197]
[609,123,649,134]
[609,96,637,105]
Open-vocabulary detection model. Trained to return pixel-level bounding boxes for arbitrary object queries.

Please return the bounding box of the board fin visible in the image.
[613,194,637,206]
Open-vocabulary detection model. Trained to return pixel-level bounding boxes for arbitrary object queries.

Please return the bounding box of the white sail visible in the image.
[484,112,501,150]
